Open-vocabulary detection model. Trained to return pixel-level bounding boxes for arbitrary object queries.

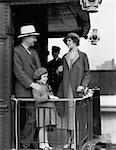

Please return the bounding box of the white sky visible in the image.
[48,0,116,70]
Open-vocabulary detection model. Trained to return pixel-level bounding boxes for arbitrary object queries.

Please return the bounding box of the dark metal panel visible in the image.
[0,38,4,100]
[0,0,75,3]
[0,104,10,150]
[92,89,101,135]
[0,3,12,101]
[0,3,9,37]
[0,3,12,150]
[0,3,9,100]
[90,70,116,95]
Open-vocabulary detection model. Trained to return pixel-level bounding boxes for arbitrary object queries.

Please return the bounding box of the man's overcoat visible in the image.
[13,44,41,98]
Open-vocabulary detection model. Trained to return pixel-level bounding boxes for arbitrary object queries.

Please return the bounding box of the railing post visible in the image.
[93,88,101,135]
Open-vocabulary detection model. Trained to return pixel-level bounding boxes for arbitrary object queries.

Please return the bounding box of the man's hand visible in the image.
[76,86,84,92]
[58,65,63,72]
[56,65,63,74]
[30,82,41,91]
[49,95,59,99]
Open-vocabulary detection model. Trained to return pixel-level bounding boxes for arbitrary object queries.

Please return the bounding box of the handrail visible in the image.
[11,88,94,102]
[11,94,93,102]
[10,89,94,150]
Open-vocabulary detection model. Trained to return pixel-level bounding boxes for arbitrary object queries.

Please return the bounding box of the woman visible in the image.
[57,32,90,149]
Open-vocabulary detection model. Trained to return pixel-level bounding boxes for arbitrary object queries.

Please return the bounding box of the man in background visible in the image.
[47,46,63,95]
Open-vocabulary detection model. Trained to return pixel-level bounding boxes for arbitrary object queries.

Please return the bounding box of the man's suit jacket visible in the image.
[13,44,41,98]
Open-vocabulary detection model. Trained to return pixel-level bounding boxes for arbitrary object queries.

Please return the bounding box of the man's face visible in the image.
[26,36,37,47]
[52,51,59,59]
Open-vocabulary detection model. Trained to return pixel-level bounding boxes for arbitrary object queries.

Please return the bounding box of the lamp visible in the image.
[80,0,102,12]
[88,29,100,45]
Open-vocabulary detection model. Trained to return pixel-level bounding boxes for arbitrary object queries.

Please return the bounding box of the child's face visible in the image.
[39,73,48,84]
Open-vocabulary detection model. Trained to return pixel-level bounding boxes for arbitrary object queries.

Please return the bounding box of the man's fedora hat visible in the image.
[18,25,40,38]
[63,32,80,44]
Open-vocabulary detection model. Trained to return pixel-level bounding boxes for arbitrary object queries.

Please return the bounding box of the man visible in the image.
[47,46,63,95]
[13,25,41,148]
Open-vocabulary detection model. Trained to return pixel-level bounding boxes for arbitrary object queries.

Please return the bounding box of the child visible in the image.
[33,67,59,150]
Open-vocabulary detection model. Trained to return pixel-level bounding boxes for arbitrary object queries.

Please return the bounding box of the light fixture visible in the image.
[88,29,100,45]
[80,0,102,12]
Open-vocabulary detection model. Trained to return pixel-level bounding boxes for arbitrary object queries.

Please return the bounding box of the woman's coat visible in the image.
[57,50,90,98]
[57,50,90,130]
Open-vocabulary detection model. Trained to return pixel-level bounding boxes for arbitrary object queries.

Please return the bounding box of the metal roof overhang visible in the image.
[0,0,91,38]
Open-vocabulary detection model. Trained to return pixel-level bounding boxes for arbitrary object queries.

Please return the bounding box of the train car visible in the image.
[0,0,111,150]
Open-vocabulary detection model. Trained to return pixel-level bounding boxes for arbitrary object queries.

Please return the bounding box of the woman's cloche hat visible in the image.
[18,25,40,38]
[63,32,80,44]
[34,67,48,80]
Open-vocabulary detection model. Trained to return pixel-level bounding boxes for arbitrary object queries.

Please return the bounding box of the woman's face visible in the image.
[66,38,76,49]
[40,73,48,84]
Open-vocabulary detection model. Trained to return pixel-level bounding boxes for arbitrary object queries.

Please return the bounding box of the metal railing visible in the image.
[11,91,95,150]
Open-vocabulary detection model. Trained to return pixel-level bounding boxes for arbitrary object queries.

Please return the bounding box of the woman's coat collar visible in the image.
[64,49,80,67]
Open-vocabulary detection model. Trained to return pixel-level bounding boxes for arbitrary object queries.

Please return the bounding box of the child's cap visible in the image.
[34,67,48,80]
